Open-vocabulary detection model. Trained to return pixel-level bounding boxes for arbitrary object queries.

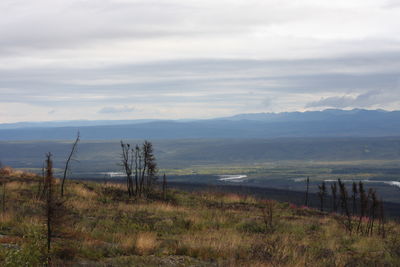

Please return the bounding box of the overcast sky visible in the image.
[1,0,400,123]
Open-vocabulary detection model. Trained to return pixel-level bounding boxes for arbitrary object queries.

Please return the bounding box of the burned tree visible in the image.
[338,179,352,233]
[378,198,386,238]
[61,132,80,197]
[142,141,157,197]
[120,140,158,198]
[331,182,338,213]
[162,173,167,201]
[352,181,358,216]
[2,182,5,213]
[45,153,54,255]
[120,141,134,197]
[366,189,379,236]
[357,181,367,233]
[304,176,310,206]
[318,182,326,212]
[44,152,68,264]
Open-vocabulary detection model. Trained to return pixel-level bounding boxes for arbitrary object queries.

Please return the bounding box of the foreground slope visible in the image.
[0,173,399,266]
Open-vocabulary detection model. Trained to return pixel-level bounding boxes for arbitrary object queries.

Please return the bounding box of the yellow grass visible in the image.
[136,202,187,214]
[113,233,136,252]
[178,229,247,259]
[201,192,257,204]
[102,182,125,190]
[135,232,159,255]
[4,181,26,190]
[69,198,96,211]
[0,211,15,224]
[0,166,37,178]
[70,184,97,199]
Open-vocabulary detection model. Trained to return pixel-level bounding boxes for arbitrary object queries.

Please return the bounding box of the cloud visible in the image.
[1,1,400,122]
[98,106,135,114]
[305,90,398,108]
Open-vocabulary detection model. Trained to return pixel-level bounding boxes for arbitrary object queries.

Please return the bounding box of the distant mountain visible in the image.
[0,109,399,140]
[221,109,393,122]
[0,119,159,129]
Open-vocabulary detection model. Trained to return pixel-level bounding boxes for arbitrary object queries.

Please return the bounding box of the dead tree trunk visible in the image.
[318,182,326,212]
[338,179,352,233]
[120,141,134,197]
[162,173,167,201]
[357,181,367,233]
[45,152,54,263]
[352,182,358,216]
[61,132,80,197]
[304,176,309,206]
[331,182,338,212]
[2,183,5,213]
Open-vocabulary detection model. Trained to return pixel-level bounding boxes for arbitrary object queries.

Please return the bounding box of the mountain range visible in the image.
[0,109,399,140]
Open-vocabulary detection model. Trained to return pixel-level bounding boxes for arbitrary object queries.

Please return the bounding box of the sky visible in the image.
[1,0,400,123]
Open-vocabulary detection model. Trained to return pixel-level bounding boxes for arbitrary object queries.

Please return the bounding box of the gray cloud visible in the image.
[98,106,135,114]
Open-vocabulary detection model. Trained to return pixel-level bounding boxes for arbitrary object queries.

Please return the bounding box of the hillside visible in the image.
[1,109,400,140]
[0,170,399,266]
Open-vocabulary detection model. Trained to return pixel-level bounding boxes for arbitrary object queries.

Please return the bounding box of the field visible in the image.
[0,170,400,266]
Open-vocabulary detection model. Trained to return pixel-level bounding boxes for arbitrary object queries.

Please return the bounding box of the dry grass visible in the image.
[0,166,37,179]
[0,175,399,267]
[136,202,187,214]
[113,233,136,252]
[102,182,125,190]
[4,181,27,191]
[201,192,257,205]
[70,184,97,199]
[69,198,96,211]
[177,229,248,259]
[135,232,159,255]
[0,211,15,224]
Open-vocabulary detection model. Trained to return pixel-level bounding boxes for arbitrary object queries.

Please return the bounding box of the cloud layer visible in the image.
[1,0,400,122]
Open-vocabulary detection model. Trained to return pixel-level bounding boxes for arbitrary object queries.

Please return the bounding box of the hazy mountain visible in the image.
[0,109,399,140]
[0,119,160,129]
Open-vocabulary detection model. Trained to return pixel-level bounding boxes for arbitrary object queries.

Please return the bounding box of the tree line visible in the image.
[305,178,386,237]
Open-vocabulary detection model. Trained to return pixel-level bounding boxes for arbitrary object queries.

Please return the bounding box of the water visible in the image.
[218,175,247,182]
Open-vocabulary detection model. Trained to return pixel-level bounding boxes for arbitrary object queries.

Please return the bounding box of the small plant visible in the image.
[4,227,47,267]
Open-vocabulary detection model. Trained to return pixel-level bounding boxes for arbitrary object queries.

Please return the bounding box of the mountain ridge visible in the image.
[1,109,400,140]
[0,109,395,129]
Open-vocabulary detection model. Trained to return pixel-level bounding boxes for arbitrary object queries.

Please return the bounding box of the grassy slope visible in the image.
[0,175,399,266]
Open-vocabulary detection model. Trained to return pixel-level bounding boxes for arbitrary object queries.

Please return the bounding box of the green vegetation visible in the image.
[0,167,399,266]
